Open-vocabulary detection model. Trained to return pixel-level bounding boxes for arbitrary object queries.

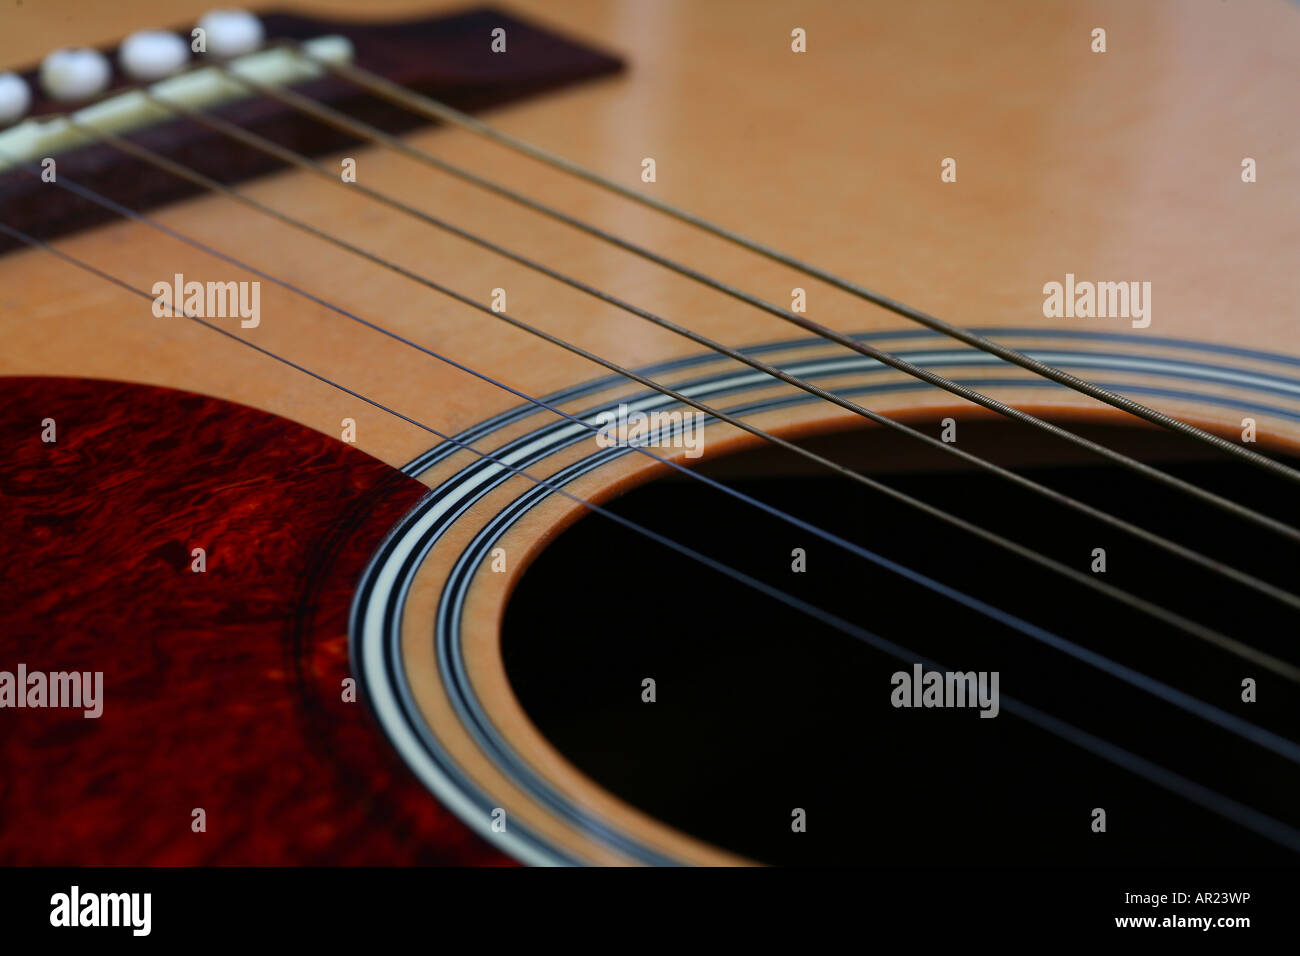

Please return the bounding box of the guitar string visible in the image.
[12,157,1300,746]
[215,62,1300,548]
[10,42,1300,858]
[97,82,1300,616]
[5,218,1298,855]
[37,48,1299,545]
[202,64,1300,548]
[12,159,1300,750]
[34,130,1300,684]
[298,46,1300,488]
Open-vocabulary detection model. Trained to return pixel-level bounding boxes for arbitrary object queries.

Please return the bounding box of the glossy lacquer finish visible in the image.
[2,0,1299,866]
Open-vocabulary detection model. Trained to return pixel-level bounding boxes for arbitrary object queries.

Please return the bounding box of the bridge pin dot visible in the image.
[39,48,112,102]
[197,9,265,58]
[119,31,190,81]
[0,73,32,125]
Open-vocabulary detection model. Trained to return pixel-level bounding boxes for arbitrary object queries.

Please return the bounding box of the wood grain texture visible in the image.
[1,0,1296,470]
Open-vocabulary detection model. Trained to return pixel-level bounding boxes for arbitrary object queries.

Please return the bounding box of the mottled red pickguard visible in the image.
[0,376,511,865]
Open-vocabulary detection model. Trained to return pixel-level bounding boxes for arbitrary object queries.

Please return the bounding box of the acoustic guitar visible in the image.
[1,0,1298,873]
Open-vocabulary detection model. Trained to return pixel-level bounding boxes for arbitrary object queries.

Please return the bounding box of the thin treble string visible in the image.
[6,219,1299,856]
[299,47,1300,489]
[36,132,1300,682]
[116,79,1300,615]
[14,153,1300,705]
[38,132,1300,686]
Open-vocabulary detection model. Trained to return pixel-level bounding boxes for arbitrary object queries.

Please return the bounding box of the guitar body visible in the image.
[1,0,1298,866]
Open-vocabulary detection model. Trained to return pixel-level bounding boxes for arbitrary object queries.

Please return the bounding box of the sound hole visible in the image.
[502,420,1300,865]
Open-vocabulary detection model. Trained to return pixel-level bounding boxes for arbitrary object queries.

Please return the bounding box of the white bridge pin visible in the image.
[39,48,112,102]
[119,30,190,81]
[0,72,32,125]
[197,9,266,59]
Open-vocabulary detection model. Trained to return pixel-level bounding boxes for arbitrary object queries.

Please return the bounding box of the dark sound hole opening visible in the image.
[501,419,1300,865]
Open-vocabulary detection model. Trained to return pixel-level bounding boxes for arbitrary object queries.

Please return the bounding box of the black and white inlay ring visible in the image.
[350,329,1300,865]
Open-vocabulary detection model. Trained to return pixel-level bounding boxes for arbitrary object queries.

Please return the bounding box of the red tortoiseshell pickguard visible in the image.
[0,376,510,865]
